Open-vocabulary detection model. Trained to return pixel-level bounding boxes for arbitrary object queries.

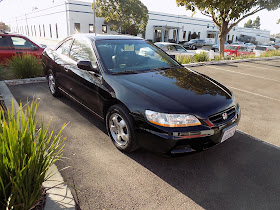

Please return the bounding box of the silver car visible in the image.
[154,42,195,56]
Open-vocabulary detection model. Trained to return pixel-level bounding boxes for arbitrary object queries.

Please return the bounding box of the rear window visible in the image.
[0,36,13,50]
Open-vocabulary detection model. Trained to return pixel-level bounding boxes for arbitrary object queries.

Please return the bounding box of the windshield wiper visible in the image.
[111,70,140,75]
[152,66,179,71]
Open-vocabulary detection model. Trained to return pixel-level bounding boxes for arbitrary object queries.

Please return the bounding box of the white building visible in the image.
[8,0,270,44]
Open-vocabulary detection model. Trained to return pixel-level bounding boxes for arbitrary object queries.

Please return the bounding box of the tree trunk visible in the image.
[219,33,226,57]
[219,21,229,57]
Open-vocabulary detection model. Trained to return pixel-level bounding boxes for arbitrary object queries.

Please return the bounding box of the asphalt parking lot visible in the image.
[8,58,280,209]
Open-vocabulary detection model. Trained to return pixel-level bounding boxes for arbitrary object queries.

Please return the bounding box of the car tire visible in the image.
[192,45,196,50]
[106,104,138,153]
[47,70,61,97]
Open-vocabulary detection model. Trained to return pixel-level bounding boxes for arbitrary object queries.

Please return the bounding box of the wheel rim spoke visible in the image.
[109,113,130,147]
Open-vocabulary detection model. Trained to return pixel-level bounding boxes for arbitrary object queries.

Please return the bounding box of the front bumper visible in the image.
[135,107,241,154]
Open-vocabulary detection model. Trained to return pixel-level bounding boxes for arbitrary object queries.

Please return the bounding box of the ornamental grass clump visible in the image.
[0,100,66,209]
[193,52,210,62]
[260,50,280,57]
[176,55,195,64]
[5,54,43,79]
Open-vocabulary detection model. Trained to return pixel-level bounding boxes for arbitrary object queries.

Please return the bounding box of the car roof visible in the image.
[71,33,143,41]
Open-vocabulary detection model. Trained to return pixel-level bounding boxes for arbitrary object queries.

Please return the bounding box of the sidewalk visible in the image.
[0,80,75,210]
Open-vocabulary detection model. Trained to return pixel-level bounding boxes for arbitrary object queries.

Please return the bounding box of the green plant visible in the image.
[176,55,195,64]
[5,54,43,79]
[194,52,210,62]
[260,50,280,57]
[236,54,256,59]
[0,100,66,209]
[214,55,222,61]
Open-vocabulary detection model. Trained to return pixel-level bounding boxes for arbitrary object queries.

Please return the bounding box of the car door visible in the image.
[52,38,74,92]
[67,37,102,114]
[0,35,15,62]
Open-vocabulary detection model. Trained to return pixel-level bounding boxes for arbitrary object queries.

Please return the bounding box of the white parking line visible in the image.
[207,65,280,83]
[228,86,280,102]
[236,62,280,70]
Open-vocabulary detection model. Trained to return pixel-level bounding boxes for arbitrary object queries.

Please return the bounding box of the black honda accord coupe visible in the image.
[42,34,241,154]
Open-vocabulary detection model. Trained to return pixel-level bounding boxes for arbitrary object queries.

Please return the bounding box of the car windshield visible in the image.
[95,39,180,74]
[189,40,196,43]
[226,45,238,50]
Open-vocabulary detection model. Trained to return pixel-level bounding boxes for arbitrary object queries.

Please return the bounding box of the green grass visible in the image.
[5,54,43,79]
[193,52,210,62]
[0,100,66,209]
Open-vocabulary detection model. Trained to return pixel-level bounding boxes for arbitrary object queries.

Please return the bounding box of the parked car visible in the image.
[224,45,254,56]
[183,39,206,50]
[0,31,45,63]
[42,34,240,154]
[231,42,245,45]
[244,43,256,50]
[255,45,276,51]
[154,42,195,56]
[211,42,229,52]
[272,43,280,49]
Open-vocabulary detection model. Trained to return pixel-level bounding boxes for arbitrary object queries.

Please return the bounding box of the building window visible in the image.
[74,23,80,33]
[188,31,191,41]
[183,31,186,41]
[56,23,58,39]
[39,25,41,37]
[207,33,215,38]
[227,34,230,41]
[232,35,234,41]
[89,24,94,33]
[43,24,45,37]
[31,25,33,36]
[49,24,52,38]
[27,25,30,36]
[102,25,107,33]
[198,32,201,39]
[34,25,36,36]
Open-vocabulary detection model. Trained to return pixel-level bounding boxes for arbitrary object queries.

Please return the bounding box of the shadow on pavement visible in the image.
[128,132,280,209]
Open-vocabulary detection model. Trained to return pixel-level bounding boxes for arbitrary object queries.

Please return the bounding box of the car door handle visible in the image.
[16,52,23,54]
[64,67,69,72]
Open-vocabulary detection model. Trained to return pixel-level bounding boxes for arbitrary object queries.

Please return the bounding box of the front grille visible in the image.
[208,106,236,125]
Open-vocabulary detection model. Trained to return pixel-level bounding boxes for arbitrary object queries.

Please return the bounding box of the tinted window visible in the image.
[56,39,73,56]
[238,47,247,51]
[226,46,237,50]
[11,37,36,50]
[175,45,186,52]
[70,38,96,63]
[0,36,13,50]
[96,40,180,73]
[255,46,266,51]
[167,45,176,51]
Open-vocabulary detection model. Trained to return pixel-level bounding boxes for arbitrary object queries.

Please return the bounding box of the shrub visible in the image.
[194,52,210,62]
[260,50,280,57]
[5,54,43,79]
[214,55,223,61]
[176,55,195,64]
[236,54,256,59]
[0,100,66,209]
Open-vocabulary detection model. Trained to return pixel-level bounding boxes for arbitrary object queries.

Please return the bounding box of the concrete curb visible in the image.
[4,76,46,86]
[183,56,280,67]
[0,81,75,210]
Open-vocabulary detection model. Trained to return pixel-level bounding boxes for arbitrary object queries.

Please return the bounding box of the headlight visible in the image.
[145,110,201,127]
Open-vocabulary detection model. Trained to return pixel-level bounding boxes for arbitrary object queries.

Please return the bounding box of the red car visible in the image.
[224,45,254,56]
[0,31,45,63]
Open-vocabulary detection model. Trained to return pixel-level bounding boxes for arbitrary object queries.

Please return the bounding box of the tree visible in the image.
[277,19,280,24]
[253,16,261,29]
[244,19,253,28]
[95,0,149,36]
[176,0,280,56]
[191,32,198,39]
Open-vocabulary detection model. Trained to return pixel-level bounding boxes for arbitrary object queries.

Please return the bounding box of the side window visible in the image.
[238,47,246,51]
[11,37,36,50]
[56,39,73,56]
[0,36,13,50]
[167,45,176,51]
[70,38,96,63]
[175,45,186,52]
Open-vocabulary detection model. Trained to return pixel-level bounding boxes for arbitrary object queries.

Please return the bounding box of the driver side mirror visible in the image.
[77,60,99,73]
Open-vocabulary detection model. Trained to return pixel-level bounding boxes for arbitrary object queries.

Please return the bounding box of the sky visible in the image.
[0,0,279,34]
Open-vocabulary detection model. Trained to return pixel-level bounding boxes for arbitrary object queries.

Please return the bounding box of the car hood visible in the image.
[110,67,234,118]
